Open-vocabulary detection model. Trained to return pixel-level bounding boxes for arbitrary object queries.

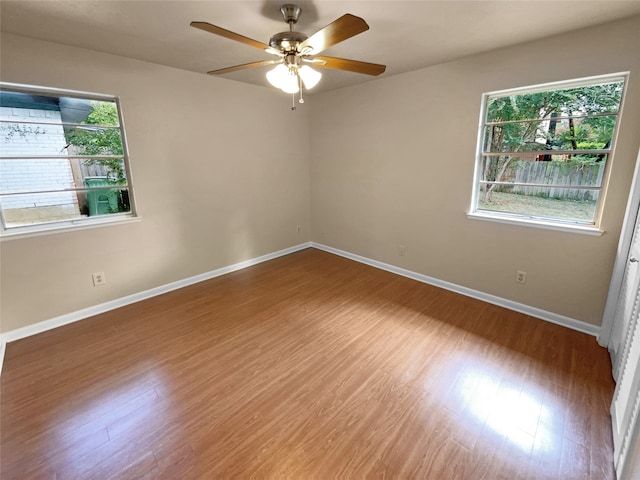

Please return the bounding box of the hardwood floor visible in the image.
[1,248,615,479]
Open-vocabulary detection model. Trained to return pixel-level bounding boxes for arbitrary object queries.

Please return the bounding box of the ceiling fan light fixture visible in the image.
[298,65,321,89]
[280,74,300,94]
[266,64,288,88]
[266,64,299,93]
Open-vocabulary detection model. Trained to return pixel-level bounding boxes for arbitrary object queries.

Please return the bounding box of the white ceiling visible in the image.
[2,1,640,95]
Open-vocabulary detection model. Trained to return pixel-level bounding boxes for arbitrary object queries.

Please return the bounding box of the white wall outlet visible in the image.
[515,270,527,284]
[399,245,406,256]
[92,272,106,286]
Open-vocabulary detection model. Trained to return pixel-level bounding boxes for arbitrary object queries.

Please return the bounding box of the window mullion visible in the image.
[481,150,610,156]
[0,119,120,129]
[479,181,602,190]
[1,184,130,196]
[0,155,126,160]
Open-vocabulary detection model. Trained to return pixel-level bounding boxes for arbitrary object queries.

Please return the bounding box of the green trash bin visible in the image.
[84,177,119,216]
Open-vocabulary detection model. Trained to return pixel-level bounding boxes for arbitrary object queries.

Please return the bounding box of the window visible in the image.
[0,83,136,235]
[470,74,626,231]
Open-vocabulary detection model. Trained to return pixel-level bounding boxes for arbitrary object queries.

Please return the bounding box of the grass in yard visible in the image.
[478,192,596,222]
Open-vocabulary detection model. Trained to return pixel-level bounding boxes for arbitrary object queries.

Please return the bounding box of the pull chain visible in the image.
[298,75,304,104]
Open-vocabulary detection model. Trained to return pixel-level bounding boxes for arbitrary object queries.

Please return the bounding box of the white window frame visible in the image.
[0,82,138,239]
[468,73,628,235]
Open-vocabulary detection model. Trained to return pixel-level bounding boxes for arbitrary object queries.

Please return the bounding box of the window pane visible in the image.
[0,157,127,193]
[480,155,606,189]
[2,119,69,155]
[0,158,77,194]
[486,81,624,123]
[0,91,118,126]
[1,191,83,227]
[483,115,618,153]
[477,186,599,223]
[78,157,128,183]
[479,154,605,224]
[0,104,124,155]
[0,156,130,222]
[64,125,124,156]
[1,187,131,228]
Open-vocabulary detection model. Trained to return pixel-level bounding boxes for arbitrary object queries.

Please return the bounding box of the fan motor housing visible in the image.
[269,31,308,52]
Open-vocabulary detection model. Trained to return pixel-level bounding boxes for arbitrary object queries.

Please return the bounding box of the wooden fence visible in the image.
[79,161,111,178]
[494,161,605,201]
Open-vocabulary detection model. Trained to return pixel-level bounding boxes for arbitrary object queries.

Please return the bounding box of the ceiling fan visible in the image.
[191,4,386,108]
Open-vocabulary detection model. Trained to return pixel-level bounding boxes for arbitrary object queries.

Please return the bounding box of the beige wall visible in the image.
[309,16,640,327]
[0,33,311,333]
[2,15,640,334]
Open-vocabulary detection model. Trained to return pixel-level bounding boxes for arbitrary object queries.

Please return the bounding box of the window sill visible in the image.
[467,211,604,236]
[0,214,141,241]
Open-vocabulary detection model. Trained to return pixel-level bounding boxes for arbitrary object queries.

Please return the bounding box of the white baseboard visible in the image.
[1,242,312,349]
[311,242,600,338]
[0,240,600,375]
[0,334,5,375]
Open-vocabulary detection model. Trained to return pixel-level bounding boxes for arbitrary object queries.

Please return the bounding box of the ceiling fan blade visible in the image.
[191,21,271,51]
[208,60,277,75]
[299,14,369,54]
[313,56,386,76]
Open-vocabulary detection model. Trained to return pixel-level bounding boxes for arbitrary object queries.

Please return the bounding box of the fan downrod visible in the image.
[269,4,308,51]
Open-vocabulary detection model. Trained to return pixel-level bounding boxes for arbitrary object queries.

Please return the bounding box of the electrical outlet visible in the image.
[92,272,106,286]
[399,245,406,256]
[296,225,301,233]
[515,270,527,284]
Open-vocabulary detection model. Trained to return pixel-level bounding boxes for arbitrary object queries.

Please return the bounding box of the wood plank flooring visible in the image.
[0,248,615,479]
